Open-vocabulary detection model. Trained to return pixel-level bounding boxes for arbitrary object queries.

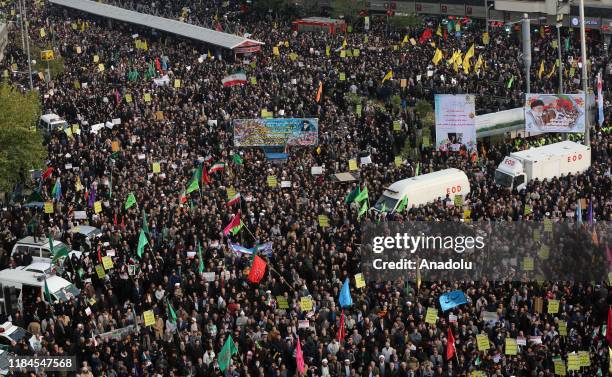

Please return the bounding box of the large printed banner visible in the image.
[525,94,585,133]
[435,94,476,152]
[233,118,318,147]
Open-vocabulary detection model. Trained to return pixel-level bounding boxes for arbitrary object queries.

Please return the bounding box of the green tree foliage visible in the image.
[0,85,46,192]
[330,0,366,24]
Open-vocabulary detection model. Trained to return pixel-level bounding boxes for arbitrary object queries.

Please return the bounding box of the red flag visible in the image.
[296,336,305,375]
[447,327,456,360]
[443,29,448,41]
[215,22,222,32]
[42,167,54,180]
[223,212,241,236]
[201,166,212,185]
[120,216,125,231]
[419,28,432,44]
[248,255,267,283]
[607,307,612,345]
[155,57,162,73]
[97,243,102,264]
[337,310,346,342]
[315,82,323,103]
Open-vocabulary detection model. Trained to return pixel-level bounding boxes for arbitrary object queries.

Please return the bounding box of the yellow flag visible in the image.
[609,347,612,373]
[432,49,443,65]
[454,52,463,65]
[538,61,545,79]
[474,55,483,73]
[465,44,475,60]
[342,38,347,49]
[482,32,490,45]
[463,57,471,74]
[382,70,393,83]
[436,24,442,37]
[402,35,408,46]
[430,40,436,48]
[447,50,458,65]
[546,61,558,79]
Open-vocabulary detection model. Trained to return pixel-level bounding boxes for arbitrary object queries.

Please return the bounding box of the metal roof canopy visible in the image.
[48,0,264,50]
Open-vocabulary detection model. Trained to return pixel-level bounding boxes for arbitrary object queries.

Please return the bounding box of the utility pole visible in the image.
[556,10,566,140]
[22,0,33,90]
[18,0,24,50]
[484,0,489,35]
[579,0,590,146]
[521,14,531,94]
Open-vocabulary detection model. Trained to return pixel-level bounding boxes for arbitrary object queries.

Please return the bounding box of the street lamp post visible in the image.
[578,0,590,146]
[521,14,531,94]
[484,0,489,35]
[21,0,33,90]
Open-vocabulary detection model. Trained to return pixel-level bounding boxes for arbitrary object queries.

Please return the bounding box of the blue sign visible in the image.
[439,290,467,312]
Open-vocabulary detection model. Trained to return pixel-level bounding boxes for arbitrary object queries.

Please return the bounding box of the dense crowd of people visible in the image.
[0,0,611,376]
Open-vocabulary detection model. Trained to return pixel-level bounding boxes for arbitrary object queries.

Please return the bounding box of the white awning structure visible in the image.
[49,0,263,50]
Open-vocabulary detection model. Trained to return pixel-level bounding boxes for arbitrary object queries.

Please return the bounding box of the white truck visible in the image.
[374,168,471,212]
[494,141,591,191]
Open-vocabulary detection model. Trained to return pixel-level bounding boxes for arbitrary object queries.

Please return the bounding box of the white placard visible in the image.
[74,211,87,220]
[311,166,323,175]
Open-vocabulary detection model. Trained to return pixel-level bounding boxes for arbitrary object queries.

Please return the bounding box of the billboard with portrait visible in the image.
[524,94,585,133]
[434,94,477,152]
[233,118,318,147]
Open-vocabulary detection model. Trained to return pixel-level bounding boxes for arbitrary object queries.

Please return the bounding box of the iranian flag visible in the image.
[223,212,242,236]
[222,73,247,87]
[209,162,225,174]
[227,192,241,206]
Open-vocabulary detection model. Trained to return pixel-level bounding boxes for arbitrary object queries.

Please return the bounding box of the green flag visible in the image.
[506,75,514,89]
[137,229,148,258]
[396,196,409,212]
[217,335,239,372]
[48,233,54,255]
[193,164,203,182]
[124,192,137,210]
[186,176,199,194]
[44,278,53,303]
[167,300,177,323]
[232,153,243,165]
[358,201,368,219]
[142,210,149,235]
[415,162,420,176]
[354,186,368,203]
[344,186,360,204]
[197,241,204,273]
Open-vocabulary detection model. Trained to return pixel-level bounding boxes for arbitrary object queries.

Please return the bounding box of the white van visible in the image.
[0,323,37,353]
[11,236,81,264]
[374,168,471,212]
[0,269,80,309]
[38,113,69,133]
